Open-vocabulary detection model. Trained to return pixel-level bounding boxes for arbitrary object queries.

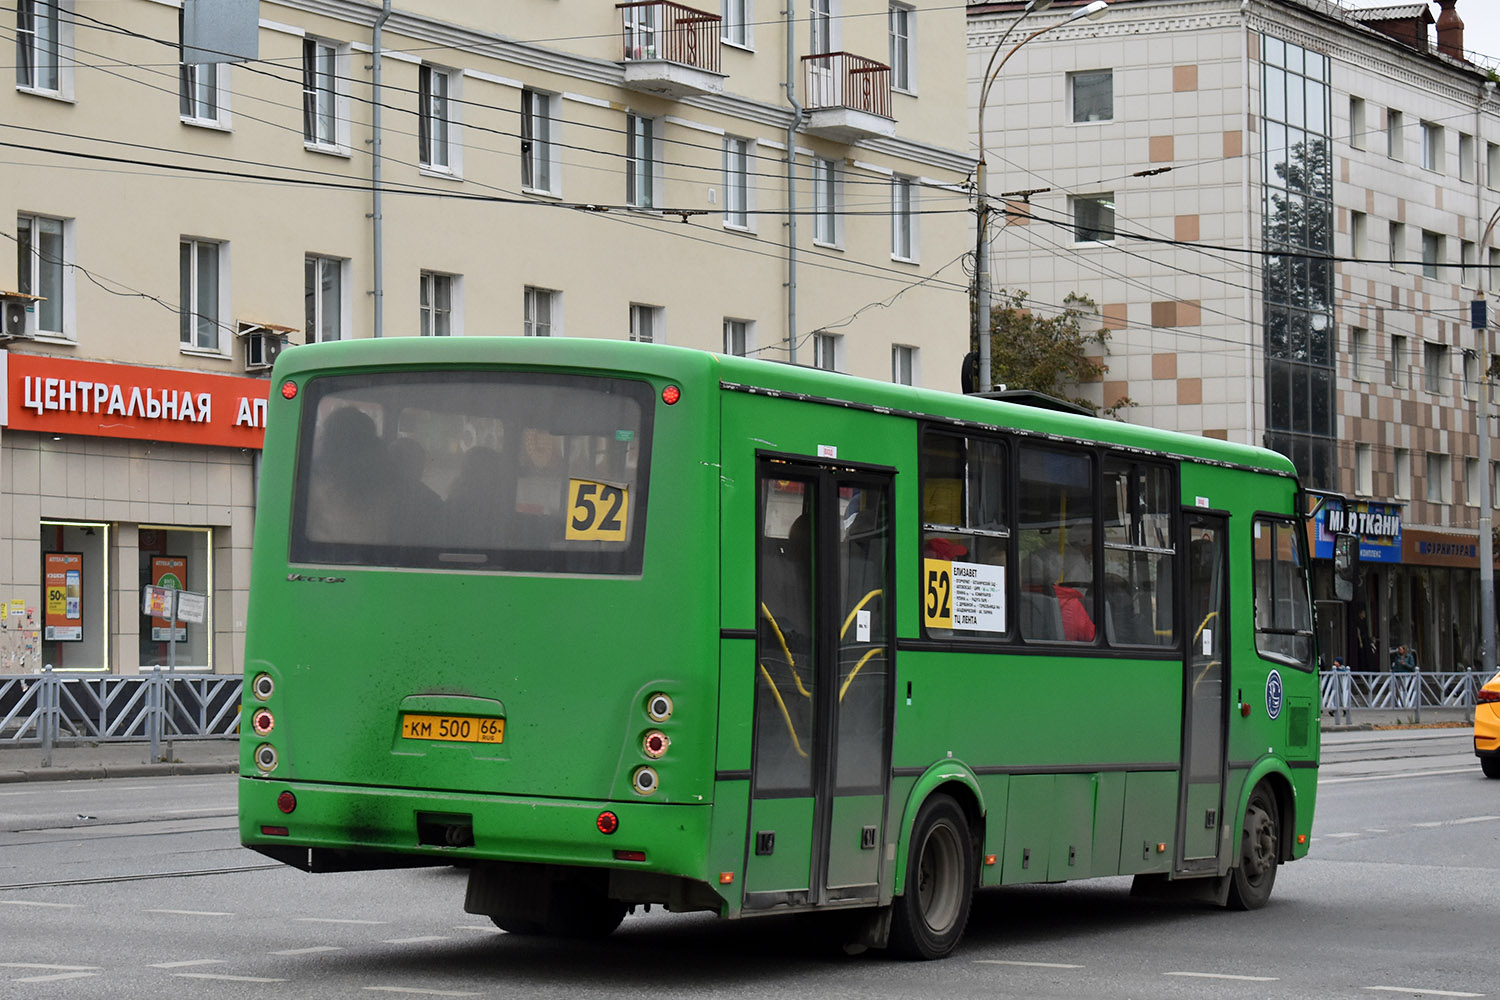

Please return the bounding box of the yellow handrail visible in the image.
[759,603,811,699]
[840,590,882,639]
[757,663,808,758]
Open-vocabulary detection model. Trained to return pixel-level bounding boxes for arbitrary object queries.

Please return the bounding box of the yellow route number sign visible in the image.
[923,559,953,629]
[566,479,629,541]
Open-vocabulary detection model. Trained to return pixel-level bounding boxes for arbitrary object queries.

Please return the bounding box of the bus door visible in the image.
[744,459,894,911]
[1177,512,1230,873]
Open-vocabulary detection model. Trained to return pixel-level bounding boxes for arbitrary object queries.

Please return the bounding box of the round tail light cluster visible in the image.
[251,673,275,700]
[254,743,278,773]
[251,708,275,736]
[646,693,673,722]
[632,766,658,795]
[642,730,670,759]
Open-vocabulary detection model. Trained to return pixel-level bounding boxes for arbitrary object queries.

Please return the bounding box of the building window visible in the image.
[889,3,914,93]
[1468,457,1482,506]
[1356,443,1373,496]
[1491,142,1500,191]
[1423,341,1447,394]
[724,137,750,229]
[1421,230,1443,280]
[722,0,750,47]
[892,345,916,385]
[1426,452,1451,504]
[418,64,453,170]
[1395,448,1411,499]
[1072,193,1115,243]
[521,89,555,193]
[1069,69,1113,123]
[304,255,343,343]
[1350,326,1369,382]
[630,303,660,343]
[1492,247,1500,293]
[810,0,833,54]
[180,239,224,352]
[302,38,343,148]
[724,318,750,355]
[420,271,454,337]
[1348,96,1365,149]
[1391,334,1407,388]
[1351,211,1367,259]
[813,331,841,371]
[1389,221,1405,270]
[1422,121,1443,172]
[1461,132,1476,183]
[16,0,63,93]
[179,11,225,125]
[813,157,839,245]
[1465,349,1478,401]
[627,113,657,209]
[891,175,916,260]
[1386,108,1403,160]
[524,286,557,337]
[16,213,68,337]
[1464,240,1477,288]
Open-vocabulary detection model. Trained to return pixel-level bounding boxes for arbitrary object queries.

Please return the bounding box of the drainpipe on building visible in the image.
[783,1,802,364]
[370,0,393,339]
[1240,0,1255,446]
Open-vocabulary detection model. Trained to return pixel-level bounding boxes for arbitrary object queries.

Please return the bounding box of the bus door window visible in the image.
[836,486,887,791]
[755,478,816,794]
[1017,444,1097,643]
[1101,457,1177,646]
[1252,517,1315,669]
[918,430,1009,641]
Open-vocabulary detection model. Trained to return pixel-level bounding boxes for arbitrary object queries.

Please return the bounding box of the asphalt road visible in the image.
[0,728,1491,998]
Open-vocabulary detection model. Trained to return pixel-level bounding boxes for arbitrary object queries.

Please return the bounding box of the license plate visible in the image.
[401,714,505,744]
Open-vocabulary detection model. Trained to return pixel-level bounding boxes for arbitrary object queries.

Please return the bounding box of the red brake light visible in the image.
[596,811,619,835]
[281,380,298,399]
[661,385,681,405]
[277,791,297,814]
[1478,688,1500,704]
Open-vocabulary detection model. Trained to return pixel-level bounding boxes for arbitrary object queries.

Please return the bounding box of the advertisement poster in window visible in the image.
[44,552,83,641]
[152,556,187,642]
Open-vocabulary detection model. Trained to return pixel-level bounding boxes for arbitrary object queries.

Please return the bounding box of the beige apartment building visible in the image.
[969,0,1500,674]
[2,0,972,676]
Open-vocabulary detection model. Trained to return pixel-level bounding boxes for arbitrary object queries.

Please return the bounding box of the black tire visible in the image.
[1481,755,1500,779]
[489,914,546,936]
[489,883,627,938]
[1226,783,1280,911]
[888,795,975,960]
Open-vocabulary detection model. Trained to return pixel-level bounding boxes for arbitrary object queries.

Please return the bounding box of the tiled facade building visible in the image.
[2,0,972,676]
[969,0,1500,673]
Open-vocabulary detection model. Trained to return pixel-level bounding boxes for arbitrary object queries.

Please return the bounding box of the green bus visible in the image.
[239,337,1321,959]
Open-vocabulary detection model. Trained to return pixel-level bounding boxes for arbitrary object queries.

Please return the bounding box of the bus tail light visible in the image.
[661,385,681,405]
[261,826,290,837]
[251,673,275,700]
[277,791,297,814]
[642,730,670,759]
[251,708,275,736]
[646,692,673,722]
[632,766,658,795]
[613,849,647,862]
[596,811,619,835]
[254,744,278,773]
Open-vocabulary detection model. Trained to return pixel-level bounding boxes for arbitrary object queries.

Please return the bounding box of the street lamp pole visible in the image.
[1474,203,1500,677]
[974,0,1107,392]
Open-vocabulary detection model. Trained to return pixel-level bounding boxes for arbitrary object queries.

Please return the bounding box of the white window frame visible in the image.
[1421,230,1443,280]
[420,270,459,337]
[521,89,558,195]
[16,212,73,339]
[1072,192,1116,244]
[1423,340,1446,395]
[1391,334,1408,389]
[1464,348,1478,401]
[812,157,841,247]
[302,37,348,152]
[724,136,751,230]
[1395,448,1411,500]
[630,303,662,343]
[180,237,228,354]
[419,63,460,174]
[1350,210,1367,259]
[1490,142,1500,191]
[889,3,915,94]
[1389,221,1405,271]
[723,318,753,356]
[809,0,837,55]
[1422,121,1443,173]
[892,344,917,385]
[1461,131,1476,183]
[722,0,752,48]
[179,9,228,127]
[1348,96,1366,150]
[1387,108,1403,161]
[1463,240,1477,289]
[304,254,345,344]
[16,0,73,98]
[1468,457,1482,507]
[1426,452,1451,504]
[1350,326,1369,382]
[627,113,660,209]
[1491,247,1500,293]
[891,175,917,261]
[524,285,560,337]
[1356,443,1373,496]
[1069,69,1114,124]
[813,331,842,371]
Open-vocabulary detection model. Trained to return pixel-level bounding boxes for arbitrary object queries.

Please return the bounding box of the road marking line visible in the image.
[452,925,500,934]
[1362,988,1484,998]
[1165,972,1279,982]
[0,964,99,971]
[271,946,344,955]
[975,960,1085,969]
[1321,767,1475,784]
[295,917,386,925]
[12,972,100,983]
[0,900,78,909]
[150,959,225,969]
[147,909,234,917]
[174,973,288,983]
[1453,815,1500,825]
[1324,832,1362,838]
[363,988,481,997]
[1413,821,1447,828]
[383,936,452,945]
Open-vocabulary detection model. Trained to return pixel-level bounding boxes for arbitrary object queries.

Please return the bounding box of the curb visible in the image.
[0,761,238,784]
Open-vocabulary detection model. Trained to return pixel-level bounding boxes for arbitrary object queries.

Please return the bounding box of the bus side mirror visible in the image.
[1333,533,1357,602]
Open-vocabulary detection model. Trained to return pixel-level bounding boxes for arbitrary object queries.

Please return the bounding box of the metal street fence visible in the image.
[0,671,240,757]
[1320,669,1482,723]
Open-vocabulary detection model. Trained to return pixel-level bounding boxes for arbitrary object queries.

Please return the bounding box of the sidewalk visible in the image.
[0,739,240,784]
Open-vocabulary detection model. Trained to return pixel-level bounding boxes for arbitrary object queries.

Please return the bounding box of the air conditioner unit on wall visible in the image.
[0,292,39,340]
[236,321,295,373]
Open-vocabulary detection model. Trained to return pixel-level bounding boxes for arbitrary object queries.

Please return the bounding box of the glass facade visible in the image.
[1260,36,1334,488]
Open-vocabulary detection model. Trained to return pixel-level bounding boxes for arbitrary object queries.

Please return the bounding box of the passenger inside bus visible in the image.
[443,446,516,548]
[1022,548,1095,642]
[306,405,393,544]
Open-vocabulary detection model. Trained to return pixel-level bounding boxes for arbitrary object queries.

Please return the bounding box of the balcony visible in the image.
[801,52,896,142]
[617,2,725,99]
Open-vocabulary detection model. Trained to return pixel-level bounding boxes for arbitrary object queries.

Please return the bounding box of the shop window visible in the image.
[138,526,213,670]
[40,520,109,671]
[920,430,1008,640]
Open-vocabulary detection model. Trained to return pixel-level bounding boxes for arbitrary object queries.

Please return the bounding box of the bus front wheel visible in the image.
[1226,783,1279,911]
[888,794,975,960]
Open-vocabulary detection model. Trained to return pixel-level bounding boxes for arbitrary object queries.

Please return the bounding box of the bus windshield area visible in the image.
[288,371,654,574]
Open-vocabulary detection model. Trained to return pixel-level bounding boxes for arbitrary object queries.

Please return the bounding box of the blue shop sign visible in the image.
[1314,502,1402,564]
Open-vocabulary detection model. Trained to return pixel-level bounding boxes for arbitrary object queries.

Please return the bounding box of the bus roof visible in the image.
[272,337,1298,479]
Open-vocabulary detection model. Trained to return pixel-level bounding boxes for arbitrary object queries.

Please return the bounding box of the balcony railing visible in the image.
[802,52,893,119]
[618,2,721,74]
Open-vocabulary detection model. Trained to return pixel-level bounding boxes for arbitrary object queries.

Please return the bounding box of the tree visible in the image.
[977,289,1132,418]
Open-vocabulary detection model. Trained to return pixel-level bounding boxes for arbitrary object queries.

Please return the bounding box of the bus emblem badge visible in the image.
[1265,670,1283,721]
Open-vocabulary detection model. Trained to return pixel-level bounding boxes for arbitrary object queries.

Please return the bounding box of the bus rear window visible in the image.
[289,371,654,574]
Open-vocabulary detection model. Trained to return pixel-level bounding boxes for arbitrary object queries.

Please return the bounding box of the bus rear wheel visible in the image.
[488,882,627,938]
[888,795,974,960]
[1226,783,1279,911]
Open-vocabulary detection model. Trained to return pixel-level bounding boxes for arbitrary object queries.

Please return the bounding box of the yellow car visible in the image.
[1478,670,1500,779]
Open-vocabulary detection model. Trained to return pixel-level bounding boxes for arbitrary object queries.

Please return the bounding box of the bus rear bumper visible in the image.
[238,776,711,878]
